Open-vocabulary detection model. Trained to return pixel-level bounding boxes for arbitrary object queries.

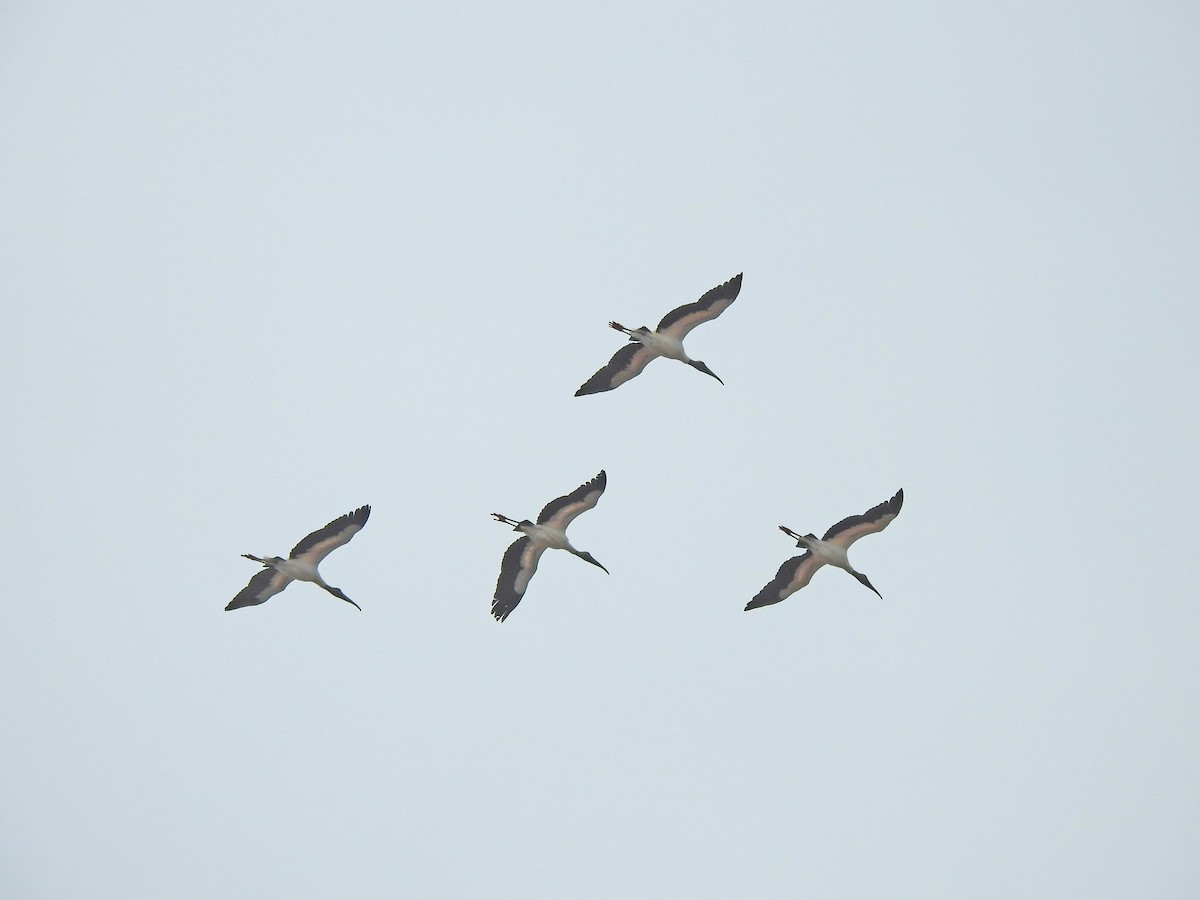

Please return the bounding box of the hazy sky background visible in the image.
[2,1,1198,897]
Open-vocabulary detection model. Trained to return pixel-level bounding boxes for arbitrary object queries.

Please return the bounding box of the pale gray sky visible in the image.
[2,1,1198,897]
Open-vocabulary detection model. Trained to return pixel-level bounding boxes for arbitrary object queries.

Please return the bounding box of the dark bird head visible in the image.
[689,360,724,384]
[853,572,883,599]
[574,550,609,574]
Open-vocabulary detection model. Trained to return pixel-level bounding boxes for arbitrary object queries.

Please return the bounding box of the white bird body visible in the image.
[576,274,742,395]
[491,471,609,621]
[628,329,688,362]
[270,557,326,583]
[746,490,903,611]
[514,522,575,551]
[804,539,853,571]
[227,505,371,611]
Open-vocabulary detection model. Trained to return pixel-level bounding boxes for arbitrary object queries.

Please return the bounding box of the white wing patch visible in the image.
[226,567,293,610]
[537,471,607,529]
[656,273,743,339]
[745,552,823,610]
[824,490,903,549]
[576,344,659,395]
[289,505,371,564]
[493,537,549,622]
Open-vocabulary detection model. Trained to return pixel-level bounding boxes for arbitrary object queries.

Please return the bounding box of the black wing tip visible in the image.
[323,504,373,530]
[493,537,531,621]
[576,342,652,396]
[332,505,370,524]
[575,368,623,395]
[870,488,904,521]
[491,588,518,621]
[712,272,743,299]
[491,596,517,622]
[744,592,781,611]
[746,576,792,611]
[575,366,619,395]
[225,568,280,610]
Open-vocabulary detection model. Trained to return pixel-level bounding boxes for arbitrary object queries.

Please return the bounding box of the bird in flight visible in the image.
[226,506,371,611]
[491,471,609,621]
[575,273,743,395]
[746,489,903,610]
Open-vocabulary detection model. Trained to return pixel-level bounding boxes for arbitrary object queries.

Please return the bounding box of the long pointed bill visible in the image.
[854,572,882,598]
[690,361,723,384]
[327,586,363,610]
[578,551,609,574]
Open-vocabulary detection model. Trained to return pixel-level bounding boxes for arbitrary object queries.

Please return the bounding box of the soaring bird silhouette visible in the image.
[576,274,742,395]
[492,472,609,621]
[747,490,903,610]
[227,506,370,611]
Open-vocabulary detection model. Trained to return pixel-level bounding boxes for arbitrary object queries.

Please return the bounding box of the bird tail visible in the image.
[241,553,268,565]
[609,321,649,341]
[778,527,816,548]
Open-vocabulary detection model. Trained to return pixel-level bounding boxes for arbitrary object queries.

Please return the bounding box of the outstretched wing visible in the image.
[745,552,823,611]
[226,567,292,611]
[575,343,658,396]
[289,505,371,563]
[823,489,903,549]
[493,537,548,622]
[656,273,743,339]
[537,471,607,529]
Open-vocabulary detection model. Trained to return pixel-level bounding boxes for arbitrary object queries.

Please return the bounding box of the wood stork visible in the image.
[491,471,609,621]
[575,273,743,395]
[746,489,903,610]
[226,506,371,611]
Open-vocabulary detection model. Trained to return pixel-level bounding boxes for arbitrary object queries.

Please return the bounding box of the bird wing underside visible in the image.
[226,567,292,610]
[745,551,820,610]
[656,273,743,338]
[289,505,372,562]
[493,537,546,622]
[537,471,607,528]
[575,343,658,395]
[823,489,904,548]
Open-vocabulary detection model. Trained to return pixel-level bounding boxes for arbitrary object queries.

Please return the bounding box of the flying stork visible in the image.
[226,505,371,611]
[746,489,903,611]
[491,471,609,621]
[575,273,743,395]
